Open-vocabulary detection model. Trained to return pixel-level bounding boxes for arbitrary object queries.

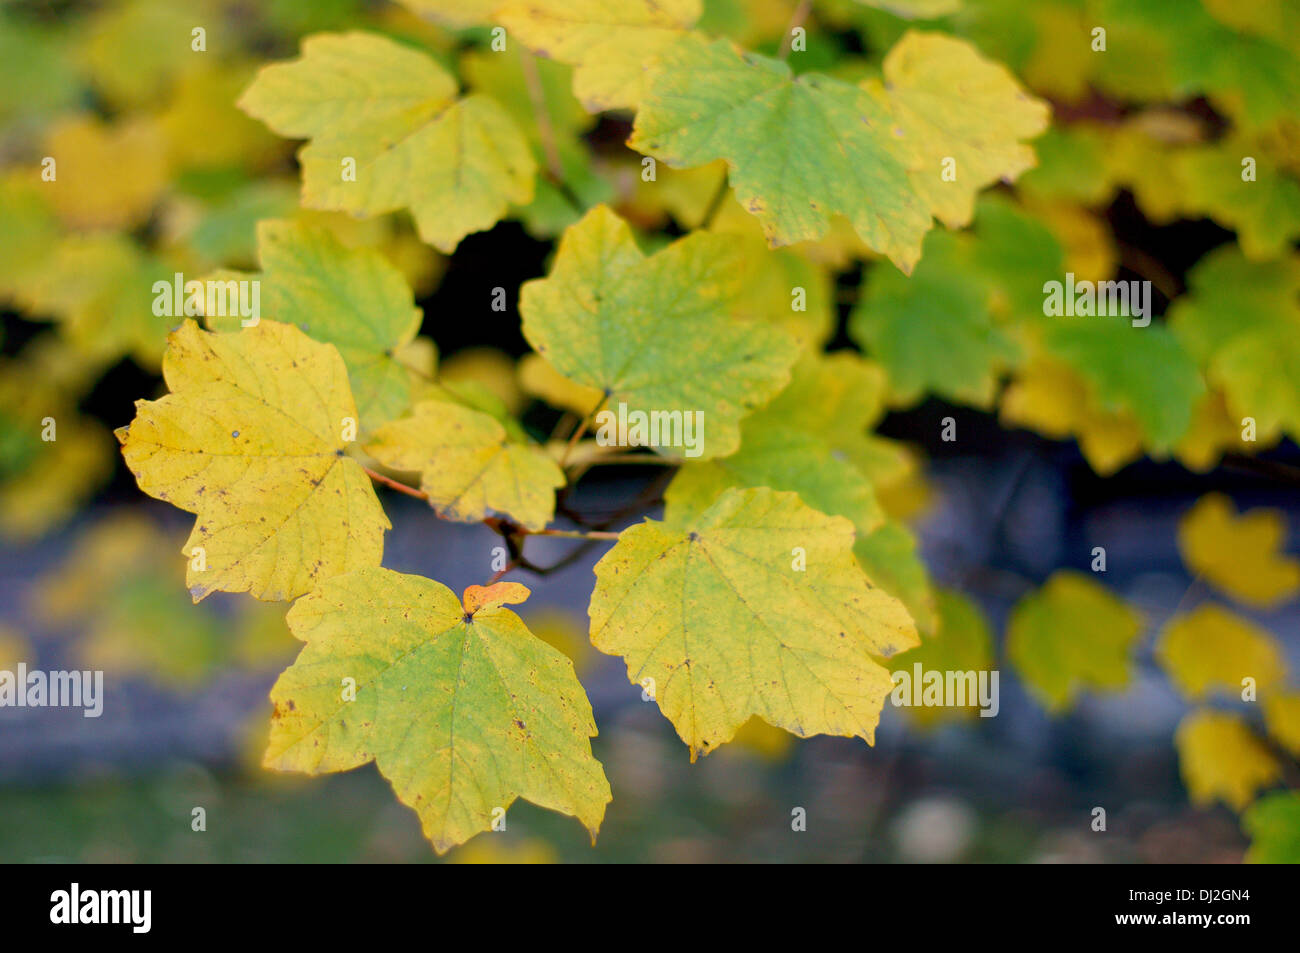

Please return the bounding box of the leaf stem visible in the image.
[519,47,584,215]
[361,465,428,500]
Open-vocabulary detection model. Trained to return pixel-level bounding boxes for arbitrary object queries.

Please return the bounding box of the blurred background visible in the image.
[0,0,1298,862]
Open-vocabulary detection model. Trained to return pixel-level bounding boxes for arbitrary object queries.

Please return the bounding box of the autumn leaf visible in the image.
[238,31,536,253]
[116,320,388,602]
[630,31,1046,272]
[589,486,918,758]
[1177,493,1300,608]
[1176,709,1280,812]
[1263,693,1300,757]
[519,205,797,459]
[267,567,611,853]
[875,31,1051,229]
[664,351,888,535]
[1006,571,1143,711]
[1243,791,1300,863]
[1157,603,1286,700]
[1169,247,1300,444]
[630,34,931,271]
[205,220,423,430]
[496,0,701,111]
[366,400,564,531]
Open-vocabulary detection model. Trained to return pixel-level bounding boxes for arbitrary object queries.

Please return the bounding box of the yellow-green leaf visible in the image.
[205,220,423,430]
[519,205,796,459]
[267,567,611,853]
[1178,493,1300,608]
[1006,571,1143,711]
[366,400,564,531]
[238,31,536,253]
[589,486,918,758]
[116,320,388,602]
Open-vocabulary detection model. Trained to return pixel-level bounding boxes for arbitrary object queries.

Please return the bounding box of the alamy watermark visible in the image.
[594,402,704,458]
[152,273,261,327]
[0,664,103,718]
[890,663,1000,717]
[1043,272,1151,327]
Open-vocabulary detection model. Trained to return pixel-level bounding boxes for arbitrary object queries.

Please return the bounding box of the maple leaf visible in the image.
[1176,709,1281,812]
[1263,694,1300,758]
[589,486,918,758]
[1177,493,1300,608]
[854,520,938,637]
[664,351,889,535]
[876,31,1050,229]
[496,0,702,111]
[630,31,1047,272]
[266,567,611,853]
[116,320,388,602]
[238,31,536,253]
[366,400,565,531]
[1157,603,1287,700]
[1243,791,1300,863]
[205,220,423,430]
[1169,247,1300,444]
[1006,571,1143,711]
[519,205,797,459]
[629,34,931,271]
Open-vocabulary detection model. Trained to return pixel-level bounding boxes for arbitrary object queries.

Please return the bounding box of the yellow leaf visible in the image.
[1157,604,1287,700]
[366,400,564,531]
[877,32,1051,229]
[496,0,702,111]
[1176,709,1281,811]
[589,487,918,758]
[517,352,605,415]
[43,115,170,230]
[116,320,389,602]
[0,625,31,670]
[1178,493,1300,608]
[1264,693,1300,757]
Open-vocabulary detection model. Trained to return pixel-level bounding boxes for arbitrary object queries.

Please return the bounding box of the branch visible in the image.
[778,0,812,61]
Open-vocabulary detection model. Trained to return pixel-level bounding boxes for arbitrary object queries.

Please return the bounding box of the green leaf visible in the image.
[267,567,611,853]
[889,587,994,728]
[519,205,797,459]
[205,220,423,430]
[1006,571,1143,711]
[238,31,536,253]
[365,400,564,531]
[1243,791,1300,863]
[1169,247,1300,443]
[589,486,918,758]
[629,31,1047,272]
[1041,317,1204,450]
[664,351,888,534]
[850,230,1019,406]
[629,34,930,270]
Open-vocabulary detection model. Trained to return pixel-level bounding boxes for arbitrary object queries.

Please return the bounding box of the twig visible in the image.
[698,168,730,230]
[778,0,812,61]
